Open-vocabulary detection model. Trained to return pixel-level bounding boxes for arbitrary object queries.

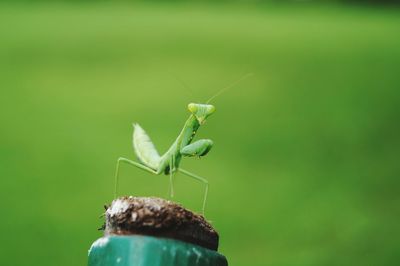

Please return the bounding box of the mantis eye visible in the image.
[188,103,198,113]
[208,105,216,114]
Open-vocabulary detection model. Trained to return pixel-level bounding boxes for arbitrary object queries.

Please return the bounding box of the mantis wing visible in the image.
[133,123,161,170]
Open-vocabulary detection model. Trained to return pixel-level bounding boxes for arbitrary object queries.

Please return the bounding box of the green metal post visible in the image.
[88,235,227,266]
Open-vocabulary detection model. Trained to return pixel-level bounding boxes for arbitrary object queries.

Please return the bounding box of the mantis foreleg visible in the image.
[114,157,157,198]
[178,168,209,215]
[181,139,213,157]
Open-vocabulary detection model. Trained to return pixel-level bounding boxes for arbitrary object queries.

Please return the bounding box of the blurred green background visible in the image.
[1,1,400,266]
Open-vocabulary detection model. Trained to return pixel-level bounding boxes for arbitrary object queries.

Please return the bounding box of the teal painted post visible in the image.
[88,235,227,266]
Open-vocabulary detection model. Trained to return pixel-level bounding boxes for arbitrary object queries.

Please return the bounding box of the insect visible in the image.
[114,74,252,215]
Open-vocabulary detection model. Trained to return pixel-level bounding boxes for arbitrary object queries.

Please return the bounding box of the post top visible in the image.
[102,196,219,251]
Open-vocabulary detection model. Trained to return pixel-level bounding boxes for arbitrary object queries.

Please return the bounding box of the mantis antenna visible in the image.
[169,73,196,98]
[206,73,254,104]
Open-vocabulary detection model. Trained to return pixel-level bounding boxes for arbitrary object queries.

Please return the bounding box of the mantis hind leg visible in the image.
[114,157,157,198]
[169,156,175,198]
[177,168,209,215]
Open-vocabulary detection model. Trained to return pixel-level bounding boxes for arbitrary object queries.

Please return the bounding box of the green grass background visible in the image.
[1,2,399,265]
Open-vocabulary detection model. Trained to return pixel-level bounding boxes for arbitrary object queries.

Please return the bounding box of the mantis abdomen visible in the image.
[133,124,161,171]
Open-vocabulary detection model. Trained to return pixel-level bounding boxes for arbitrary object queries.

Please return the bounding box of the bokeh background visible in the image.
[1,1,400,265]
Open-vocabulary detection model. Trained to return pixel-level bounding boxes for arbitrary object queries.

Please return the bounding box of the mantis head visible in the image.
[188,103,215,124]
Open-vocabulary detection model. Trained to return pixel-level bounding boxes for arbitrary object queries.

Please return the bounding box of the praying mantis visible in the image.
[113,74,252,215]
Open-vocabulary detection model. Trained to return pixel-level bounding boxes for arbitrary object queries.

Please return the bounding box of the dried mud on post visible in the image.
[101,196,220,251]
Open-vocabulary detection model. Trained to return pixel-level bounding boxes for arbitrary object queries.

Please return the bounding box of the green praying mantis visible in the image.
[114,74,252,215]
